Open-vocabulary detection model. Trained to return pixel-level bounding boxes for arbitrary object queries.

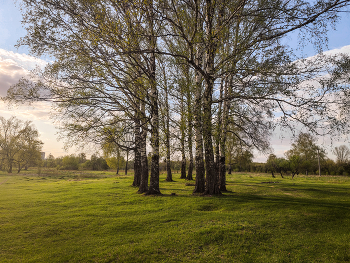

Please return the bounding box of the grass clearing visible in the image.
[1,169,350,262]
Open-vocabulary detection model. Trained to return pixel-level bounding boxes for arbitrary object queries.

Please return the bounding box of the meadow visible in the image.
[1,169,350,262]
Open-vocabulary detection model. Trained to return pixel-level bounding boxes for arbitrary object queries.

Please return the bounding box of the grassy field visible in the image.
[1,169,350,262]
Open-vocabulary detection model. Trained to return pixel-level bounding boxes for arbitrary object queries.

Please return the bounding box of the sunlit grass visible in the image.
[1,169,350,262]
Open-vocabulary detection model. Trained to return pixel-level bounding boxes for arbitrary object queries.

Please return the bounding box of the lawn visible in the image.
[1,169,350,262]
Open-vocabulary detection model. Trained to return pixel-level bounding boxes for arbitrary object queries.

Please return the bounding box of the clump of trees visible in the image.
[6,0,350,195]
[264,133,350,177]
[44,153,109,171]
[0,116,43,173]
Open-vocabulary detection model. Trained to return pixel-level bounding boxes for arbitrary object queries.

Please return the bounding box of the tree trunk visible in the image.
[165,80,173,182]
[193,41,205,193]
[203,78,221,195]
[317,148,321,176]
[187,157,193,180]
[186,72,194,181]
[125,149,129,175]
[215,79,224,179]
[133,142,141,186]
[219,75,233,191]
[202,2,220,195]
[8,161,12,173]
[180,86,187,179]
[146,2,161,195]
[133,111,142,186]
[116,147,120,175]
[217,77,227,191]
[138,103,148,193]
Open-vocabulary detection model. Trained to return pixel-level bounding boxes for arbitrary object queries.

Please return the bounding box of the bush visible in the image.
[58,155,79,170]
[81,155,109,171]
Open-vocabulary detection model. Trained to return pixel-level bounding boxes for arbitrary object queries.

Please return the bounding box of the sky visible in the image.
[0,0,350,161]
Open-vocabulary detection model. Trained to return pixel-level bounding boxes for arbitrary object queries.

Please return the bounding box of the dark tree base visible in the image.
[138,183,148,193]
[187,163,194,180]
[203,189,222,196]
[219,185,228,192]
[193,184,205,194]
[145,189,162,195]
[138,188,148,194]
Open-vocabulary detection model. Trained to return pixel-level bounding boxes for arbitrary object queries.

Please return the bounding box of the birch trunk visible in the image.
[219,77,231,191]
[138,102,149,193]
[193,28,205,193]
[146,0,161,194]
[133,116,142,187]
[180,93,187,179]
[203,0,221,195]
[186,68,194,181]
[165,82,173,182]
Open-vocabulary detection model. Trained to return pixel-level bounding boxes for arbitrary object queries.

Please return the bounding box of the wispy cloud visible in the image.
[0,49,48,97]
[0,49,47,70]
[0,50,51,120]
[0,101,52,121]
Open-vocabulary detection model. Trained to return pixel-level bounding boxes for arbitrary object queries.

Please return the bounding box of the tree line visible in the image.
[2,115,350,177]
[5,0,350,195]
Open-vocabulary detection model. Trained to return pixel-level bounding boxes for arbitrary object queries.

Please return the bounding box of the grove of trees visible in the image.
[6,0,350,194]
[0,116,43,173]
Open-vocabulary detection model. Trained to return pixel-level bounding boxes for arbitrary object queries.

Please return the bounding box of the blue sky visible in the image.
[1,0,350,161]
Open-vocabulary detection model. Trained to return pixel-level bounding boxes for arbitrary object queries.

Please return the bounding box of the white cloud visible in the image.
[0,50,48,97]
[0,49,47,71]
[0,101,51,121]
[0,59,28,97]
[323,45,350,56]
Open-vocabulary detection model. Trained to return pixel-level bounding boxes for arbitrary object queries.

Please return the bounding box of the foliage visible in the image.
[105,157,125,170]
[81,154,109,171]
[0,116,43,173]
[44,153,56,168]
[285,133,326,175]
[333,145,350,164]
[266,154,289,178]
[58,154,80,170]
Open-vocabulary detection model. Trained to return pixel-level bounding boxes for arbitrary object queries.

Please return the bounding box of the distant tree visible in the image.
[234,149,254,172]
[333,145,350,164]
[266,154,278,178]
[286,133,326,176]
[275,158,289,178]
[77,153,87,164]
[90,155,109,171]
[323,158,337,175]
[59,155,79,170]
[15,124,43,172]
[81,154,109,171]
[0,116,43,173]
[46,153,56,168]
[286,154,302,179]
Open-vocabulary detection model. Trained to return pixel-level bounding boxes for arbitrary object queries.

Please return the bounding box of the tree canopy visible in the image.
[0,116,43,173]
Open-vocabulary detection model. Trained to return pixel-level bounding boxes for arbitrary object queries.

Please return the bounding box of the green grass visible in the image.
[1,169,350,262]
